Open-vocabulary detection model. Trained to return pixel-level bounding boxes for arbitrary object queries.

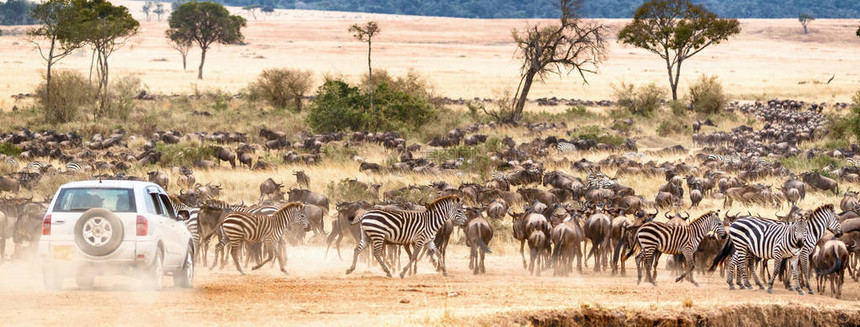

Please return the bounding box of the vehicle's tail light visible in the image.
[136,215,148,236]
[42,215,52,235]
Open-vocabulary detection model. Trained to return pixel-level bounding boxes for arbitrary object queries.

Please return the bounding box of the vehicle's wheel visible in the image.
[42,266,62,290]
[75,268,95,289]
[174,246,194,288]
[147,250,164,291]
[74,208,123,256]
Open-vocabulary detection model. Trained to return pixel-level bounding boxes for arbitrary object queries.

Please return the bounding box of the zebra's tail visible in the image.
[709,238,734,274]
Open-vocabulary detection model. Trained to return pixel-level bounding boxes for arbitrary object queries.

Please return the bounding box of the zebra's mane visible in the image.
[274,202,304,215]
[426,195,461,208]
[811,203,834,216]
[689,211,719,224]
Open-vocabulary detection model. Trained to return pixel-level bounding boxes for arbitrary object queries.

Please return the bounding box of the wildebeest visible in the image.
[237,150,253,169]
[802,171,838,194]
[485,198,507,220]
[288,188,330,213]
[259,178,284,202]
[147,171,169,191]
[465,216,493,274]
[527,230,549,276]
[0,176,19,193]
[213,146,237,168]
[814,239,851,299]
[584,207,611,272]
[552,218,584,276]
[294,171,310,188]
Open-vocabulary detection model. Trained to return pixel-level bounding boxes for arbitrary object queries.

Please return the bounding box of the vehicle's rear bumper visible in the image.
[39,240,158,275]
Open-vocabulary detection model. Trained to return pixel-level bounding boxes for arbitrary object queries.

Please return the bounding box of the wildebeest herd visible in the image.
[1,99,860,298]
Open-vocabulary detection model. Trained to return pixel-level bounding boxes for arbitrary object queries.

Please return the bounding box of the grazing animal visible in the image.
[814,239,851,299]
[208,203,308,275]
[294,171,310,188]
[213,146,237,168]
[346,196,466,278]
[466,216,493,274]
[711,214,810,294]
[584,209,611,272]
[633,211,725,286]
[774,204,842,294]
[287,188,330,213]
[801,172,838,194]
[237,150,253,169]
[552,219,584,276]
[528,230,549,276]
[259,178,284,202]
[147,171,169,191]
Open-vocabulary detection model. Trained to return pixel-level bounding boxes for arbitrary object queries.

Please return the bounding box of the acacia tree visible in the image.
[508,0,606,123]
[242,4,259,20]
[76,0,139,116]
[142,1,152,21]
[153,2,165,21]
[166,28,192,70]
[348,21,380,111]
[618,0,740,101]
[28,0,86,106]
[798,13,814,34]
[167,1,246,79]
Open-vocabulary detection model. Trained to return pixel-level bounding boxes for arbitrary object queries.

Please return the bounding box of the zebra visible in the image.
[586,172,615,189]
[556,140,577,153]
[183,208,201,263]
[633,211,726,286]
[719,214,811,294]
[65,161,91,174]
[26,161,50,173]
[774,204,842,294]
[346,195,467,278]
[207,202,307,275]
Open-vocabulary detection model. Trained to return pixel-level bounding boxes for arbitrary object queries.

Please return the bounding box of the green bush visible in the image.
[326,178,377,202]
[831,91,860,142]
[570,125,626,146]
[35,70,94,123]
[0,142,22,156]
[306,75,438,134]
[107,75,143,121]
[612,82,665,117]
[669,100,686,116]
[156,142,215,166]
[688,75,727,114]
[656,119,690,136]
[250,68,313,111]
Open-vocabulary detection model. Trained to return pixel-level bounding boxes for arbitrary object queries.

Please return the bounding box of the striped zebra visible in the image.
[775,204,842,294]
[346,195,467,278]
[706,154,739,163]
[207,202,307,275]
[586,173,615,189]
[633,211,725,286]
[719,214,811,294]
[556,140,577,153]
[5,158,18,169]
[65,161,92,174]
[26,161,50,173]
[183,208,201,263]
[206,203,280,268]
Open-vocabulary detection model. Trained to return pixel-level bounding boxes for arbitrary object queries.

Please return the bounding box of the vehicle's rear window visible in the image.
[52,188,136,212]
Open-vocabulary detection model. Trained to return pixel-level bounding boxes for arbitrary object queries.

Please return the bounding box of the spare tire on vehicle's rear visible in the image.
[74,208,124,256]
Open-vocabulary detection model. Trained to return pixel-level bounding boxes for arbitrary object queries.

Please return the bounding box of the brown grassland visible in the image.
[0,1,859,326]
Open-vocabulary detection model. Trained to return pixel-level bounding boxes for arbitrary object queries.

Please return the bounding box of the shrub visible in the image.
[669,100,686,116]
[156,142,215,166]
[306,75,438,134]
[570,125,626,146]
[656,119,690,136]
[107,75,143,121]
[35,70,94,123]
[612,82,665,117]
[250,68,313,111]
[0,142,22,156]
[326,178,376,202]
[831,91,860,142]
[688,75,727,114]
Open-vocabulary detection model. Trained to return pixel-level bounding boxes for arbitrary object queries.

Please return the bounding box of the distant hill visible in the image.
[226,0,860,19]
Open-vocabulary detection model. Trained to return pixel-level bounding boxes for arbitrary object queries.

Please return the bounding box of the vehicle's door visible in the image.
[157,192,190,268]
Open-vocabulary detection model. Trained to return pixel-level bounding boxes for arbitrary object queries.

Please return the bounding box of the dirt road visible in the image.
[1,246,858,326]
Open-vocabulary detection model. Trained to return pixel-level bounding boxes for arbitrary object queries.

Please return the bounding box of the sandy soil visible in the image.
[1,1,859,109]
[1,244,858,326]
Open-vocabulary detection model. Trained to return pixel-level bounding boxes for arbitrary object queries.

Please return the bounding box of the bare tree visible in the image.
[508,0,606,123]
[349,21,380,111]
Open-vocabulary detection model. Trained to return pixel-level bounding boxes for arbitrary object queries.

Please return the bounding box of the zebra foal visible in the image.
[346,195,467,278]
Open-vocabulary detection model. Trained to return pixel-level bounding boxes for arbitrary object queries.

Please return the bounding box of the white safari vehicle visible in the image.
[39,180,194,290]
